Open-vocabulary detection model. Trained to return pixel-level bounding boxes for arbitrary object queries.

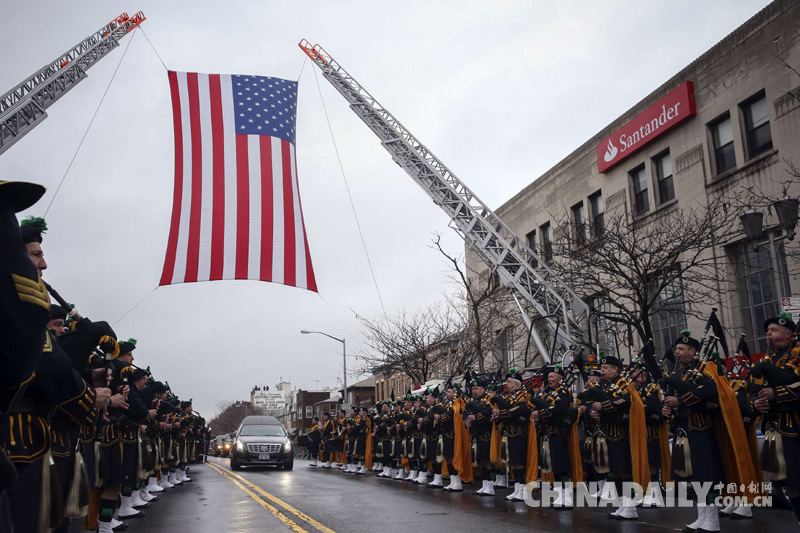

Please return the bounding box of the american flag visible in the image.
[160,71,317,291]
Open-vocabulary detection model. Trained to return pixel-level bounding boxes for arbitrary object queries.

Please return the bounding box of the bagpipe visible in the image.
[530,364,580,427]
[659,333,719,397]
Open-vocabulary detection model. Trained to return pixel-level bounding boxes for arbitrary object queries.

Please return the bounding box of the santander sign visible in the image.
[597,81,696,173]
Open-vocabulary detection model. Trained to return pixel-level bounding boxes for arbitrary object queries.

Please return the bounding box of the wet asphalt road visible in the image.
[81,456,797,532]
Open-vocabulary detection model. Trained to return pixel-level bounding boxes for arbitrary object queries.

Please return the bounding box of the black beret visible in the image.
[764,312,796,333]
[600,355,623,368]
[49,304,67,321]
[20,216,47,244]
[675,330,700,351]
[117,338,137,357]
[505,367,525,382]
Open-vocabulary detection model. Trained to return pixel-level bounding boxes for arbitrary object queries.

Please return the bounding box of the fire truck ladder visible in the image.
[0,11,146,156]
[299,40,591,363]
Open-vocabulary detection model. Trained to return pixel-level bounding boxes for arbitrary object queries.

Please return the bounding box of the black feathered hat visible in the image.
[132,366,150,381]
[20,216,47,244]
[600,355,623,369]
[764,312,796,333]
[505,367,524,382]
[117,338,137,358]
[675,329,700,351]
[470,373,491,388]
[49,304,67,321]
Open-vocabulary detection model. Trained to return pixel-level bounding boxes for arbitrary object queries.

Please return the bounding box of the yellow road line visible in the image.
[209,461,336,533]
[205,462,309,533]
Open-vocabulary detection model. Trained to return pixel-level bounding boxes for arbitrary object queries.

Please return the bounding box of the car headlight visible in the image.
[236,441,243,451]
[224,443,231,449]
[285,441,291,452]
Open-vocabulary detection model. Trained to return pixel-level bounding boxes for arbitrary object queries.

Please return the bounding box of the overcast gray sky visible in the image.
[1,0,771,418]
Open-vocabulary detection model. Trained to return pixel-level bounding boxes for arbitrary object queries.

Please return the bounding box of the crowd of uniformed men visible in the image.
[0,180,210,533]
[4,178,800,533]
[305,318,800,532]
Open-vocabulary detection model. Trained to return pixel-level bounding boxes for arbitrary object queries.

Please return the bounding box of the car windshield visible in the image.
[239,424,286,437]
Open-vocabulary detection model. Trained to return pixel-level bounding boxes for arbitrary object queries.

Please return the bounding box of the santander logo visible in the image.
[603,140,618,162]
[596,81,696,173]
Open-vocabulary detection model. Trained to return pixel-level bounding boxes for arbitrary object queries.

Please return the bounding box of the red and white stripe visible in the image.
[160,71,317,291]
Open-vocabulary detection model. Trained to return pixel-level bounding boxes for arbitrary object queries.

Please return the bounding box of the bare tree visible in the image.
[547,199,739,350]
[209,401,265,436]
[431,234,525,371]
[355,299,477,387]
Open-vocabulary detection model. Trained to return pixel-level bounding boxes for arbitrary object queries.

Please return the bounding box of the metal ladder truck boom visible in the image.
[0,11,146,155]
[299,40,591,364]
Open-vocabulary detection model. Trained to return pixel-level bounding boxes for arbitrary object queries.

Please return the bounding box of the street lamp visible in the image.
[300,330,347,408]
[739,193,799,306]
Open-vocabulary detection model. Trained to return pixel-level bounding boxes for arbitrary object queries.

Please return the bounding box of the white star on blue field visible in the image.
[233,75,297,145]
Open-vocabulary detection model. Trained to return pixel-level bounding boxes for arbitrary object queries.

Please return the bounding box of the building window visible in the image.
[498,328,516,368]
[526,229,538,267]
[572,201,586,245]
[305,406,312,418]
[742,92,772,159]
[631,165,649,215]
[540,222,553,263]
[649,274,687,357]
[710,114,736,175]
[654,151,674,204]
[732,239,790,352]
[590,296,616,357]
[588,191,604,238]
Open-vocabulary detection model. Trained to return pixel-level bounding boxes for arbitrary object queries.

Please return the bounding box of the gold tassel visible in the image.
[471,441,479,468]
[583,436,594,464]
[500,436,509,464]
[761,426,787,481]
[673,432,693,478]
[94,441,101,488]
[594,434,610,474]
[136,435,147,481]
[64,451,90,518]
[541,436,552,474]
[38,452,51,533]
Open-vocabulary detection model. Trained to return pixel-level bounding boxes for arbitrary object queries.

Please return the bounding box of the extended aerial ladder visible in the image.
[299,40,592,364]
[0,11,146,156]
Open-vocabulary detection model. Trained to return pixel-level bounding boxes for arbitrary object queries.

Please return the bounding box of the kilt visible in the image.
[606,438,632,478]
[424,435,438,461]
[475,438,491,463]
[413,437,424,460]
[780,434,800,491]
[100,441,125,487]
[442,435,455,458]
[507,435,526,465]
[646,431,661,470]
[354,437,367,457]
[80,441,98,490]
[122,440,138,485]
[670,427,724,485]
[378,437,391,460]
[544,431,571,476]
